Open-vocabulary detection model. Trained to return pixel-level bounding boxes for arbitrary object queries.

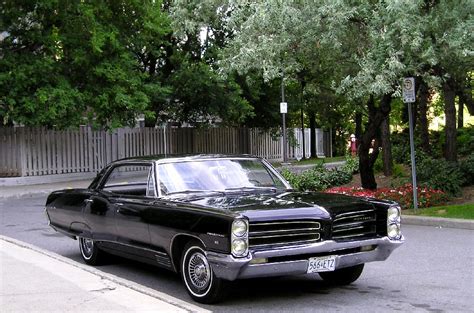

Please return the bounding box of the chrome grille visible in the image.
[249,220,321,248]
[332,209,377,240]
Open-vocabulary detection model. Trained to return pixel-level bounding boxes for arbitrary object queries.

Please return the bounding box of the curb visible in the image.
[0,235,210,313]
[402,215,474,230]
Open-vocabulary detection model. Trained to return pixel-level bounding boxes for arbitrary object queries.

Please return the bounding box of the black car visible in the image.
[45,155,404,303]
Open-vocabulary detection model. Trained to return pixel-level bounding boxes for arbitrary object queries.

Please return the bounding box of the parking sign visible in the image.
[402,77,415,103]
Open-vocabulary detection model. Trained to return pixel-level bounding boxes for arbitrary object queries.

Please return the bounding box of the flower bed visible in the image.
[325,184,449,209]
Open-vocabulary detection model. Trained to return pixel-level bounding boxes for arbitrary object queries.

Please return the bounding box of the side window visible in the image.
[102,164,152,196]
[146,167,157,197]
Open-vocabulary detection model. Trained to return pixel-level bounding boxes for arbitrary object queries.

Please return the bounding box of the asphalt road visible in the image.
[1,195,473,312]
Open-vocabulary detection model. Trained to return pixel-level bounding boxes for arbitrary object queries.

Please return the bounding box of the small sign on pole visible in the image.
[402,77,415,103]
[280,102,287,114]
[402,77,418,211]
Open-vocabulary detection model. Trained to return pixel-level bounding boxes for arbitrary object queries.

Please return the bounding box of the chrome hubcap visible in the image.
[188,252,211,290]
[81,238,94,257]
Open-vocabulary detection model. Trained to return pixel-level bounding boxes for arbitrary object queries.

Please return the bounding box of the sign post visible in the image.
[281,77,288,162]
[402,77,418,211]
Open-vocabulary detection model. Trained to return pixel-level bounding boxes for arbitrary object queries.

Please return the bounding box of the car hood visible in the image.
[186,191,376,222]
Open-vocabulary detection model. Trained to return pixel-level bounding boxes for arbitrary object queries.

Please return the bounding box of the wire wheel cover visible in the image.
[81,238,94,257]
[187,252,211,290]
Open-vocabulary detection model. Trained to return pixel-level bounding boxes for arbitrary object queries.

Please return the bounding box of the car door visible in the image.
[99,163,154,249]
[83,189,118,242]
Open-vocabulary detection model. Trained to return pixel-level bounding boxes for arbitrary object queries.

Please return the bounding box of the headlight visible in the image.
[232,219,248,237]
[232,239,248,256]
[231,219,248,257]
[388,206,401,223]
[387,223,401,239]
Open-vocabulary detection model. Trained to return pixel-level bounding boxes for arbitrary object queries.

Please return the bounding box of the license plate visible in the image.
[307,255,336,273]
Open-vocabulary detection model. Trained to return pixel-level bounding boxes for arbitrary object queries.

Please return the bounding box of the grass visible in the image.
[404,203,474,220]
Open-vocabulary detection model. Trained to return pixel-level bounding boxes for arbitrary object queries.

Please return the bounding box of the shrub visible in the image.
[417,157,463,196]
[392,163,406,178]
[280,162,354,192]
[459,154,474,186]
[457,127,474,157]
[374,154,384,173]
[342,155,359,174]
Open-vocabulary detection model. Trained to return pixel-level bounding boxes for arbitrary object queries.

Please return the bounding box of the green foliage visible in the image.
[374,154,384,173]
[168,60,254,125]
[459,154,474,187]
[392,163,406,178]
[457,127,474,157]
[417,157,464,196]
[341,156,359,174]
[280,163,353,192]
[0,0,173,128]
[0,0,255,129]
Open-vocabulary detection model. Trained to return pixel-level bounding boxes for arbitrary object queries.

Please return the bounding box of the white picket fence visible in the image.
[0,127,328,177]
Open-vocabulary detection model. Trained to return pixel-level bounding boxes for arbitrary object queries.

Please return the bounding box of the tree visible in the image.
[0,0,173,129]
[421,0,473,161]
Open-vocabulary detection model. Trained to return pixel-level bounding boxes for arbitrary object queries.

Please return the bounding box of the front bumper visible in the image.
[206,236,404,281]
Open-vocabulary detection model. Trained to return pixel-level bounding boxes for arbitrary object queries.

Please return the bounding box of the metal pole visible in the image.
[164,122,167,158]
[301,108,305,160]
[281,77,287,162]
[408,102,418,211]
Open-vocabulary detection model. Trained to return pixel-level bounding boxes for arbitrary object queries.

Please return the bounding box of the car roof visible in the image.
[109,154,260,166]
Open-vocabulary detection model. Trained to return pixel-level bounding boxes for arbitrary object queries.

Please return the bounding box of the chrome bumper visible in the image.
[206,236,404,281]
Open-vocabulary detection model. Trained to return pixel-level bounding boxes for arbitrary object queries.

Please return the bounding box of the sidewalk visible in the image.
[0,236,208,313]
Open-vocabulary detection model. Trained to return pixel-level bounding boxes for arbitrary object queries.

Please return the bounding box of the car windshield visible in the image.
[157,159,288,195]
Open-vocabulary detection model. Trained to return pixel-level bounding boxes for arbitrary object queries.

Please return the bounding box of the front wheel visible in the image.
[318,264,364,285]
[180,241,227,304]
[78,237,106,265]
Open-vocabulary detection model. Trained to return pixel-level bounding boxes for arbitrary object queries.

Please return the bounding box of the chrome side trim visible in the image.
[333,209,375,219]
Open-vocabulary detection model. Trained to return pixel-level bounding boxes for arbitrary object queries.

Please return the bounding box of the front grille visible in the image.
[332,209,377,240]
[249,220,321,249]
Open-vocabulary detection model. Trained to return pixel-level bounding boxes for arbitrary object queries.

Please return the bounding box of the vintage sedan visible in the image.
[45,155,404,303]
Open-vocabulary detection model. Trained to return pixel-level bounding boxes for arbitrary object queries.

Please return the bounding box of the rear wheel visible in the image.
[318,264,364,285]
[78,237,106,265]
[180,241,227,304]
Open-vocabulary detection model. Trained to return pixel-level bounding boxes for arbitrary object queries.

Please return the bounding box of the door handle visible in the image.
[84,199,93,204]
[115,202,124,213]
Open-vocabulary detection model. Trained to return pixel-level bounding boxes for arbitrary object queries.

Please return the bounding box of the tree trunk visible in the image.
[355,111,362,149]
[380,116,393,176]
[309,111,317,158]
[358,94,392,190]
[458,93,464,129]
[443,80,457,162]
[417,79,431,153]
